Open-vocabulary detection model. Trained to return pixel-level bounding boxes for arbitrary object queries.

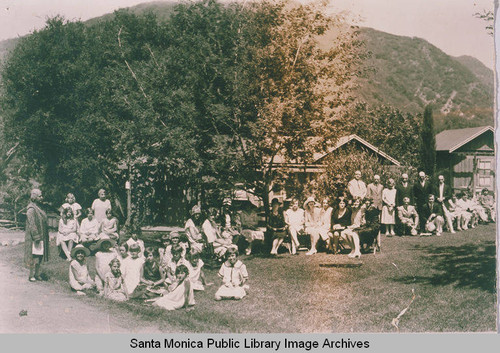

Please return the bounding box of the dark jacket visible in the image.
[419,201,444,221]
[413,181,432,208]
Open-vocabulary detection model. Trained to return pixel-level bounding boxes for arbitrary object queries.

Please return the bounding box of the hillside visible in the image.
[354,28,494,127]
[0,3,494,131]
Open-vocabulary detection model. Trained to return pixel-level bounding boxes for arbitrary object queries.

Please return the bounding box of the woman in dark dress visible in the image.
[269,198,287,255]
[24,188,50,282]
[330,198,352,254]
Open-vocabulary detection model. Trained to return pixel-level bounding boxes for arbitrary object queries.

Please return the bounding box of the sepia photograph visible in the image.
[0,0,497,334]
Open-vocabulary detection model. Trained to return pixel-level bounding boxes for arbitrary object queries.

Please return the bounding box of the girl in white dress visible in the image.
[121,243,145,296]
[94,238,117,293]
[185,251,212,291]
[151,264,195,311]
[215,247,249,300]
[60,193,82,221]
[79,208,100,245]
[69,244,95,295]
[381,178,397,236]
[104,258,128,302]
[58,208,79,261]
[99,209,119,241]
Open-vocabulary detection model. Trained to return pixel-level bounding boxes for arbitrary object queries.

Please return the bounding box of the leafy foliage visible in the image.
[420,105,436,177]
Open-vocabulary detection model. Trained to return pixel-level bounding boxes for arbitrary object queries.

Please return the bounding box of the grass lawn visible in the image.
[2,224,497,332]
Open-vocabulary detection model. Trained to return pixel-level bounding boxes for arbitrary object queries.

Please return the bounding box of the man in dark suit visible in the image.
[433,175,455,233]
[413,171,432,230]
[420,194,445,236]
[396,173,413,206]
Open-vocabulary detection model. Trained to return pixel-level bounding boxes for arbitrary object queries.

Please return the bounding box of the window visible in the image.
[478,160,492,170]
[479,177,492,187]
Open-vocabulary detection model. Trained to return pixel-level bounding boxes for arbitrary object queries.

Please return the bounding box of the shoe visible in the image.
[76,291,86,296]
[390,230,396,236]
[450,230,456,234]
[436,231,442,236]
[29,277,36,282]
[305,249,317,256]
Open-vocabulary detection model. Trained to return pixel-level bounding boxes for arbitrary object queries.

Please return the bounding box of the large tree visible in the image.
[420,104,436,176]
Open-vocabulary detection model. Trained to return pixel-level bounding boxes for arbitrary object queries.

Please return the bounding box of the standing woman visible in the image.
[25,188,49,282]
[381,178,397,236]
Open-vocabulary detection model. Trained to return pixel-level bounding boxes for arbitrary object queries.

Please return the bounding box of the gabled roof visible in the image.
[313,134,401,166]
[271,134,401,167]
[435,126,494,152]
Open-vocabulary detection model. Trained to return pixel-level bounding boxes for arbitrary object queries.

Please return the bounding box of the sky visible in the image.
[0,0,495,68]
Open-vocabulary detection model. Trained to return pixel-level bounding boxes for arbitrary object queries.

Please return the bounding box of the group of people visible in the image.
[25,189,251,311]
[267,171,496,258]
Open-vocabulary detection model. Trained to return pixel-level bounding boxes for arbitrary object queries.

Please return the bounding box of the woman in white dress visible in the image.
[58,208,79,261]
[381,178,397,236]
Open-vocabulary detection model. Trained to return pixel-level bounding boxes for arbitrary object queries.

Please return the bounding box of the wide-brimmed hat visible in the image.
[303,196,316,208]
[222,197,232,206]
[71,244,90,258]
[170,231,180,239]
[190,205,201,215]
[95,238,116,251]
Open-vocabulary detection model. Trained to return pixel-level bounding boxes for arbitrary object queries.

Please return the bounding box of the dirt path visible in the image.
[0,231,161,333]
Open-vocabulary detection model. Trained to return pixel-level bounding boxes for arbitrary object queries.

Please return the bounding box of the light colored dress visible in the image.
[185,218,204,253]
[152,279,195,311]
[94,251,117,290]
[381,188,397,224]
[186,259,205,291]
[61,202,82,220]
[69,260,93,291]
[215,260,249,299]
[79,217,99,242]
[100,217,119,240]
[121,256,145,295]
[91,198,111,223]
[57,218,79,245]
[104,272,128,301]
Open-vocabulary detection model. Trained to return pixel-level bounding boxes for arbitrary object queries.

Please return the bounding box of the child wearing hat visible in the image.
[215,246,249,300]
[94,238,117,293]
[69,244,95,296]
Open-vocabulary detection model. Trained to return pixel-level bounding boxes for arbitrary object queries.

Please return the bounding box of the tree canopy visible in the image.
[1,0,365,224]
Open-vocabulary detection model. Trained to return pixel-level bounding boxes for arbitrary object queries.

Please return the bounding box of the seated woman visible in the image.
[319,198,333,253]
[237,203,265,256]
[447,194,462,231]
[455,193,475,230]
[79,208,100,246]
[99,209,119,241]
[268,198,288,255]
[57,207,79,261]
[284,198,305,255]
[330,198,352,255]
[356,198,381,252]
[397,196,419,236]
[303,197,323,256]
[185,205,205,253]
[220,198,248,254]
[342,198,363,258]
[131,247,167,299]
[478,188,495,222]
[202,208,233,260]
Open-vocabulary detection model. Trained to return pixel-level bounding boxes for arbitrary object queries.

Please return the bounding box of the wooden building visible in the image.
[269,134,401,201]
[435,126,495,195]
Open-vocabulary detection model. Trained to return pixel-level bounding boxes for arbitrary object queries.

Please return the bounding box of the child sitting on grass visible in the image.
[132,247,167,298]
[69,244,95,296]
[94,239,117,294]
[165,245,187,286]
[215,246,249,301]
[150,264,195,311]
[185,250,212,291]
[99,209,119,241]
[121,243,145,297]
[104,258,128,302]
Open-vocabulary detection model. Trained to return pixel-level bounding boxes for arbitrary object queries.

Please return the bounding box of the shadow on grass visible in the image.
[394,241,497,293]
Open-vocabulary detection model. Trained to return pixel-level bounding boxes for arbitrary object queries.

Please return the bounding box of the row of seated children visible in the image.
[68,235,249,311]
[57,207,119,261]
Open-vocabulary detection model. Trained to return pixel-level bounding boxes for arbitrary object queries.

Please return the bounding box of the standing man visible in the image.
[413,171,432,230]
[348,170,367,200]
[433,175,455,233]
[396,173,413,206]
[366,175,384,211]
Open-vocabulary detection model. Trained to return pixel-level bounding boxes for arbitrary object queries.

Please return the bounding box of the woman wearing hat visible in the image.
[304,197,322,256]
[185,205,205,253]
[25,188,50,282]
[69,244,95,295]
